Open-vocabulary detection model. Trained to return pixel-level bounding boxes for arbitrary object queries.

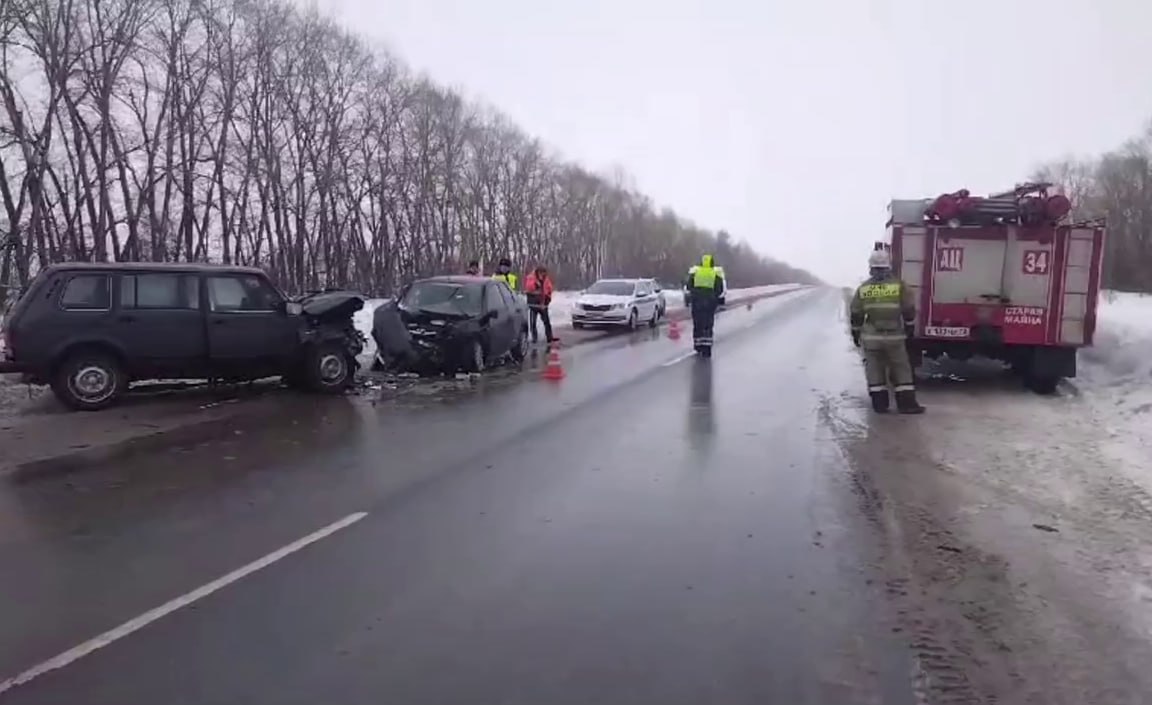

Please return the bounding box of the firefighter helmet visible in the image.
[868,250,892,269]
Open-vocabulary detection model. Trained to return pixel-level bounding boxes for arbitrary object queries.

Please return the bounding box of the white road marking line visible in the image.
[662,351,696,367]
[0,511,368,695]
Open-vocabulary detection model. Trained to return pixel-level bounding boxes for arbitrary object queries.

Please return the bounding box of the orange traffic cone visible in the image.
[668,317,682,340]
[542,348,565,381]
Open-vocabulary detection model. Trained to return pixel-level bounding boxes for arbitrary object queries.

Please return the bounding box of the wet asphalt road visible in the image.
[0,287,921,704]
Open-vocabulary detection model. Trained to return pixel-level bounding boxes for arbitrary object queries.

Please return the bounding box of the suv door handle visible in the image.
[212,319,227,325]
[117,314,136,323]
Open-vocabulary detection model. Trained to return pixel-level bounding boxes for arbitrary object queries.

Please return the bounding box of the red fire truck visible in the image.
[882,183,1106,394]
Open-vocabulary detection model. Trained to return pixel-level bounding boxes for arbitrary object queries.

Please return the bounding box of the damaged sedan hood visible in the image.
[297,291,365,321]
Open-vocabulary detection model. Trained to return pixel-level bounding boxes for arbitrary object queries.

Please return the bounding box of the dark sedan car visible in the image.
[372,276,529,375]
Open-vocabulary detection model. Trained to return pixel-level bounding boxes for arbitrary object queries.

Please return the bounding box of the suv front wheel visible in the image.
[305,342,354,393]
[52,350,128,411]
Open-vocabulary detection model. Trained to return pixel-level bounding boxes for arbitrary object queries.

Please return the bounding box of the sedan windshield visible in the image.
[401,281,483,316]
[585,281,635,296]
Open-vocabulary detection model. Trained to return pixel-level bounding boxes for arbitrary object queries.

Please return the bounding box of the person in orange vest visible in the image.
[523,265,557,345]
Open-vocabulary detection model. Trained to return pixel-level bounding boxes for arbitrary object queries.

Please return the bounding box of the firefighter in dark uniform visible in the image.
[684,254,724,357]
[850,249,926,414]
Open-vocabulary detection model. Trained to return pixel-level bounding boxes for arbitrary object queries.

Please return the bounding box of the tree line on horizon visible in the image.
[0,0,819,307]
[1034,120,1152,293]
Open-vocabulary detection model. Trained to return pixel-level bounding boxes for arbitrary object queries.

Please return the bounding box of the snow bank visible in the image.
[353,298,389,363]
[1079,292,1152,441]
[1081,292,1152,385]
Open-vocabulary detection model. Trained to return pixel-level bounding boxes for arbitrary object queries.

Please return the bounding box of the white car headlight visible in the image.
[611,303,624,309]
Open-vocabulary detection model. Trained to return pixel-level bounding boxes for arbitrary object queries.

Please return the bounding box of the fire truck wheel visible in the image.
[1027,375,1059,395]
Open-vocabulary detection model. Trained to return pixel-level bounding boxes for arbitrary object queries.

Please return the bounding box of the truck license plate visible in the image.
[924,326,970,338]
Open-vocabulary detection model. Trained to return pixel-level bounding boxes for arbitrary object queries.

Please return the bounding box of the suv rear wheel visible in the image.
[52,350,127,411]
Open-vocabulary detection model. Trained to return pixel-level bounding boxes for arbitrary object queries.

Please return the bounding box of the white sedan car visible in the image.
[570,278,662,330]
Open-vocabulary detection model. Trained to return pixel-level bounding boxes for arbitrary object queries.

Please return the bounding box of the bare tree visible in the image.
[0,0,819,301]
[1035,121,1152,292]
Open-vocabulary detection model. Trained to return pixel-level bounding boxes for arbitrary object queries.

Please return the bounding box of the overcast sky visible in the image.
[314,0,1152,285]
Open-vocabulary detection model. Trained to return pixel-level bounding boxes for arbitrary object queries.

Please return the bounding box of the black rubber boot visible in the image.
[869,391,890,413]
[895,390,925,414]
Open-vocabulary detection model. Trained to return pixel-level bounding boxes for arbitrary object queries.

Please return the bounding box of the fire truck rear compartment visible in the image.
[884,185,1104,395]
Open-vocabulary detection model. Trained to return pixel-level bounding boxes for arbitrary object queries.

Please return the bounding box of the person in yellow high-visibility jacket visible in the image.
[684,254,725,357]
[492,257,518,291]
[849,249,925,414]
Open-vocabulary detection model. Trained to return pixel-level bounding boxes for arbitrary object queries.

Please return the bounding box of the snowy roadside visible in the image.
[1079,291,1152,479]
[1079,291,1152,418]
[1080,291,1152,400]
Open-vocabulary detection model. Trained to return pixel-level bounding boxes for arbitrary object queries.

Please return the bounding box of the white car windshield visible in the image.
[585,281,635,296]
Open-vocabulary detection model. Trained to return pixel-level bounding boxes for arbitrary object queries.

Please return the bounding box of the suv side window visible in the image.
[207,275,281,312]
[120,273,199,310]
[59,274,111,311]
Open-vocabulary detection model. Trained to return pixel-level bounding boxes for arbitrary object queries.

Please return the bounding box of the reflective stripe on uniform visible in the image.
[860,333,906,341]
[867,385,887,392]
[857,282,898,299]
[863,302,901,310]
[893,384,916,392]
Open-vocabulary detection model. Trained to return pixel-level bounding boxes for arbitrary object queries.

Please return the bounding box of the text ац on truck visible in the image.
[882,182,1105,394]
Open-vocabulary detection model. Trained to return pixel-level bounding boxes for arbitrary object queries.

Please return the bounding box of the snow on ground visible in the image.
[1079,292,1152,480]
[353,298,389,364]
[352,284,807,362]
[1081,292,1152,400]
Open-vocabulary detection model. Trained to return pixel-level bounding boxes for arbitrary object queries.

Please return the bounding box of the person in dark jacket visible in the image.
[524,265,557,344]
[465,259,481,276]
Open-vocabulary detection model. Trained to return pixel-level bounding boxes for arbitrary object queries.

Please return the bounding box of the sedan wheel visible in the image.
[628,309,638,330]
[510,329,528,362]
[466,340,486,373]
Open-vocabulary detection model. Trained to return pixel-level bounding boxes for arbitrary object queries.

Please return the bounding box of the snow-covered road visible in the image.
[822,289,1152,704]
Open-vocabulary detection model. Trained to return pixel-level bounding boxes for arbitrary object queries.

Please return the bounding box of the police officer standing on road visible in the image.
[492,257,518,291]
[684,254,724,357]
[850,249,926,414]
